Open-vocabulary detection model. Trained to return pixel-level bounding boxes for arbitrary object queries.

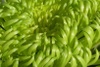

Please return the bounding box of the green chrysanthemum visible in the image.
[0,0,100,67]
